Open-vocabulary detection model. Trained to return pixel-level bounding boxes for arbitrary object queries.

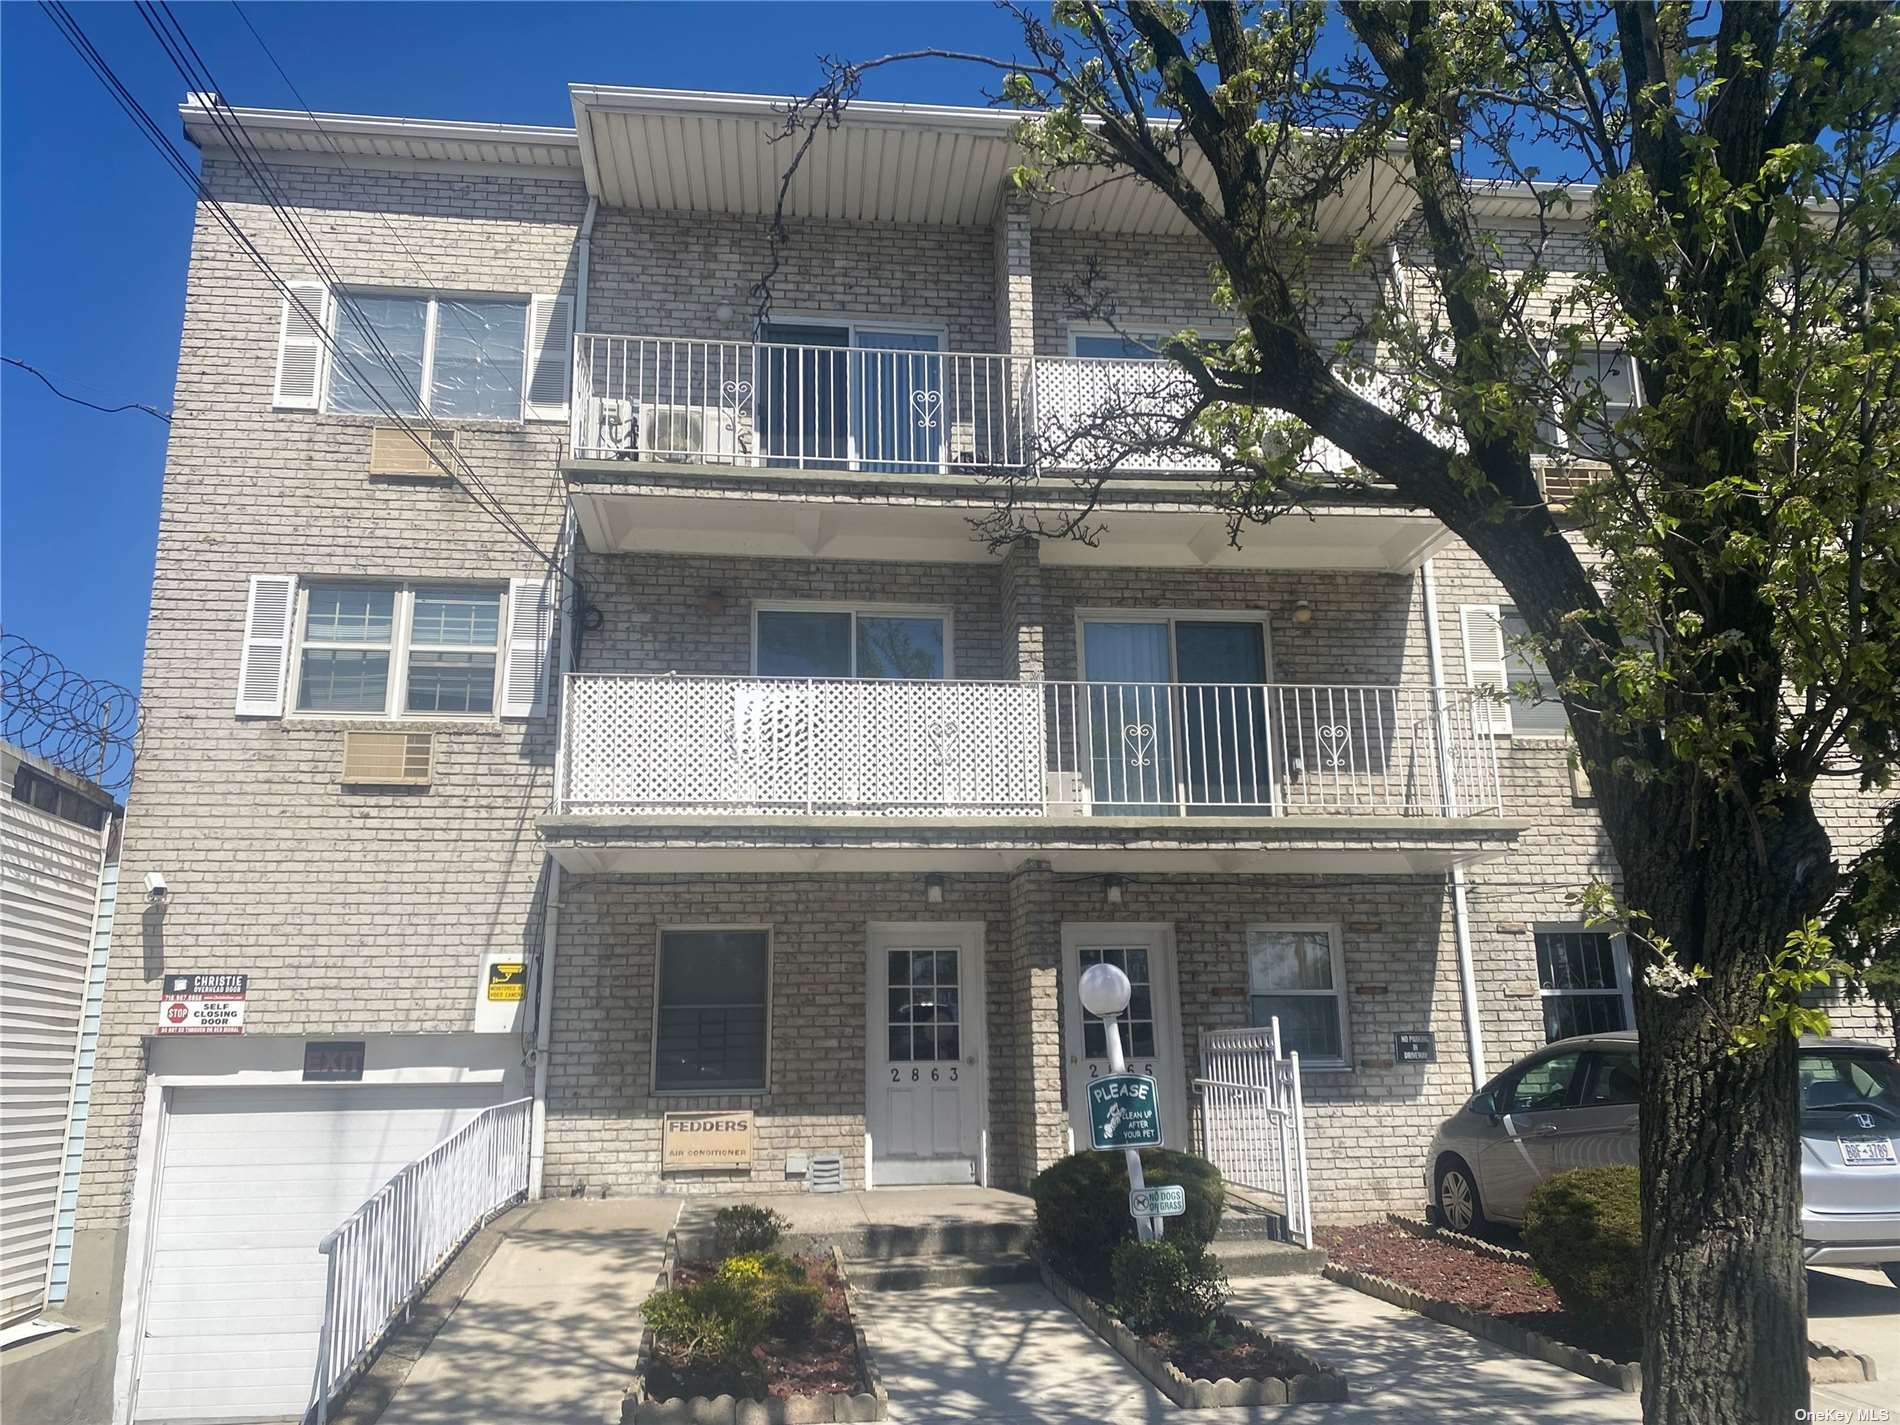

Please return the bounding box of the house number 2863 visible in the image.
[892,1066,958,1082]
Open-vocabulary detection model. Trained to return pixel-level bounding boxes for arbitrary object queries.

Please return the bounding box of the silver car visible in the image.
[1424,1031,1900,1286]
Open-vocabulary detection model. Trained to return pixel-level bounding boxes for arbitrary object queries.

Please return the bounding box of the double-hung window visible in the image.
[294,583,504,717]
[1246,924,1350,1069]
[753,606,949,680]
[1461,603,1569,736]
[1071,330,1164,359]
[654,929,770,1094]
[1535,927,1633,1041]
[328,294,529,422]
[1539,344,1641,455]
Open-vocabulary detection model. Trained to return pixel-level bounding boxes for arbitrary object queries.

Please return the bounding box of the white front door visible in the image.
[1061,924,1187,1150]
[865,923,985,1185]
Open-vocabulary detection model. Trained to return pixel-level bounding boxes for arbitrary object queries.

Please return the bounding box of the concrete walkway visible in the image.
[375,1197,677,1425]
[1808,1266,1899,1416]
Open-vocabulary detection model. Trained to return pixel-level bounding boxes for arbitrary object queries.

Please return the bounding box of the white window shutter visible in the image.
[273,280,329,409]
[524,294,573,421]
[236,575,298,717]
[1460,604,1512,733]
[501,575,556,718]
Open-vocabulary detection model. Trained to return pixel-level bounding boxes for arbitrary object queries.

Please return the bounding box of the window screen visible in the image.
[655,930,769,1093]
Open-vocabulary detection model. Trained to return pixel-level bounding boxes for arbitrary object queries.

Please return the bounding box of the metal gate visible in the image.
[1195,1021,1312,1246]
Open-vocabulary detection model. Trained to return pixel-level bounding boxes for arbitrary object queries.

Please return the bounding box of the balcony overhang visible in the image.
[538,813,1529,876]
[568,480,1452,573]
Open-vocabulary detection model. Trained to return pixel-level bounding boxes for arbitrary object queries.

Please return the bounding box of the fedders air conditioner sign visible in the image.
[1087,1072,1163,1150]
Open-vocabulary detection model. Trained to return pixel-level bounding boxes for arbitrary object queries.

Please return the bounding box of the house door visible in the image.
[757,322,942,472]
[866,923,986,1185]
[1060,924,1187,1151]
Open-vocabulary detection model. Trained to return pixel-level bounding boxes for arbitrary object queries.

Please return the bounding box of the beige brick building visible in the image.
[55,86,1889,1425]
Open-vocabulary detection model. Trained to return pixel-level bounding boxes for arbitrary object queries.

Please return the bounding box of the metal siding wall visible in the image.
[48,860,117,1302]
[0,797,107,1325]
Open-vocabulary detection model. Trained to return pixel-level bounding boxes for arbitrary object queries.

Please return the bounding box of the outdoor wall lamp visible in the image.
[1291,599,1314,624]
[1103,874,1127,907]
[924,873,946,905]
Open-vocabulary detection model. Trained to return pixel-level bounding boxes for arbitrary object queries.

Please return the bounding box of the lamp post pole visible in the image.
[1081,962,1163,1244]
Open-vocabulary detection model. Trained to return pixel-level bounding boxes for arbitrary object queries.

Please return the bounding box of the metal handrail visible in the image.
[311,1097,532,1422]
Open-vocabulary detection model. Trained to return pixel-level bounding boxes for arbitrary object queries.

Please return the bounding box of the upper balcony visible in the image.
[563,333,1457,574]
[540,674,1525,875]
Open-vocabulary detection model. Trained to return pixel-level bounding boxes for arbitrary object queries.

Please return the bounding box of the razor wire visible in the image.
[0,631,142,792]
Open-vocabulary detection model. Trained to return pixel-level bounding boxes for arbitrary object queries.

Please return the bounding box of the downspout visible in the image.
[1421,558,1489,1091]
[530,189,588,1195]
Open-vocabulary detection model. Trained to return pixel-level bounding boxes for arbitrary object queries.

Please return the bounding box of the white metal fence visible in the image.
[557,675,1502,819]
[1197,1021,1312,1247]
[311,1097,532,1423]
[570,333,1458,474]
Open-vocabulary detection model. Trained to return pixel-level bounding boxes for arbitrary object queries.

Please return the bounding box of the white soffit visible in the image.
[570,488,1450,573]
[181,97,583,175]
[570,84,1419,241]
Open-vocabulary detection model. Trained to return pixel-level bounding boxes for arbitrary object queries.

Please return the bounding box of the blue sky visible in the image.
[0,1,1037,693]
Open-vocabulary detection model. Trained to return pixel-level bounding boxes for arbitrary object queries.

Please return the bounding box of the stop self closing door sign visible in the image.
[155,973,248,1034]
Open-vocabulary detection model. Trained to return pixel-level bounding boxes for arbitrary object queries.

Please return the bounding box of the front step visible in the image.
[1210,1238,1327,1277]
[675,1218,1036,1263]
[849,1253,1043,1292]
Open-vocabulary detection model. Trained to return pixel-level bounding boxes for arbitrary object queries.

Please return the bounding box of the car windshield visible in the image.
[1799,1051,1900,1124]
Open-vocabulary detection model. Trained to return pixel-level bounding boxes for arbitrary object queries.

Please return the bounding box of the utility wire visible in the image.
[38,1,566,596]
[2,356,171,423]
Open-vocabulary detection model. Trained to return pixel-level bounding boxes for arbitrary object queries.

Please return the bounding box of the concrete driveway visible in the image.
[1809,1266,1899,1414]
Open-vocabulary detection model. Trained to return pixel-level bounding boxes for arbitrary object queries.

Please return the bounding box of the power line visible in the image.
[2,356,171,423]
[37,1,568,598]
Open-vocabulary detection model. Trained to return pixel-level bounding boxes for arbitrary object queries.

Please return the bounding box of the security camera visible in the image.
[144,872,170,903]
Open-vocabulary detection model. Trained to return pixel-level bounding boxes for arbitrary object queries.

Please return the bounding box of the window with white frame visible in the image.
[654,929,770,1094]
[753,606,948,679]
[1247,925,1349,1068]
[1539,345,1641,453]
[1461,603,1569,736]
[293,582,504,717]
[1071,329,1164,359]
[1535,927,1633,1041]
[327,293,528,422]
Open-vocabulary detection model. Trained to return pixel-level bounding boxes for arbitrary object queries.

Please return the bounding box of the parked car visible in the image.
[1424,1031,1900,1286]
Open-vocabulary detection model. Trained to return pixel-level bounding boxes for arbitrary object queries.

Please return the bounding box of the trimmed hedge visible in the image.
[1030,1150,1224,1293]
[1523,1165,1643,1344]
[1110,1238,1228,1336]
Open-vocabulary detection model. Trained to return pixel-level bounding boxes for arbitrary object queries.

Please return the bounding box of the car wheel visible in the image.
[1884,1264,1900,1290]
[1436,1158,1486,1234]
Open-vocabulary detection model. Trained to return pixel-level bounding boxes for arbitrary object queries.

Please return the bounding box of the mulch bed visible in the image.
[644,1254,865,1401]
[1319,1222,1637,1363]
[1152,1319,1299,1380]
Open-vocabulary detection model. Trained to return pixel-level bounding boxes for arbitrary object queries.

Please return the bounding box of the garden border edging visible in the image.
[1035,1256,1347,1407]
[624,1239,889,1424]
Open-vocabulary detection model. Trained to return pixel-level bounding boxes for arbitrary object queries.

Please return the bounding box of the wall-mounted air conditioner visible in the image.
[640,403,751,465]
[340,731,433,787]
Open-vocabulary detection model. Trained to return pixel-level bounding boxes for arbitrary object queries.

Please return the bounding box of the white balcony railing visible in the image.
[312,1098,531,1423]
[556,675,1502,820]
[570,333,1457,474]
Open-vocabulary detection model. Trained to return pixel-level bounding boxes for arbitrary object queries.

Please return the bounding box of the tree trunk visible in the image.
[1627,791,1833,1424]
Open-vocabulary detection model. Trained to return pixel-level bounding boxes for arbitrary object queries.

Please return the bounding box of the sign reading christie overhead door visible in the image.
[661,1111,756,1170]
[155,973,248,1034]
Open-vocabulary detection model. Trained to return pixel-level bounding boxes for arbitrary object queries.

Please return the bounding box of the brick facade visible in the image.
[89,109,1894,1258]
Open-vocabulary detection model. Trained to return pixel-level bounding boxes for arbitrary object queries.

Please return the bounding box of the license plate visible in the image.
[1838,1136,1897,1165]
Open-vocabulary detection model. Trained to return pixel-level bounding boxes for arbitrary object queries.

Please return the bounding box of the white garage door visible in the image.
[133,1082,501,1423]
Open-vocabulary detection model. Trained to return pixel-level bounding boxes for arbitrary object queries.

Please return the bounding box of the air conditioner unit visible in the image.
[367,426,455,477]
[640,403,751,465]
[340,731,433,787]
[590,397,639,459]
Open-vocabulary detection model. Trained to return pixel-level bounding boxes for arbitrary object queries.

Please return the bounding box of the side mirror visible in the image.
[1470,1089,1499,1117]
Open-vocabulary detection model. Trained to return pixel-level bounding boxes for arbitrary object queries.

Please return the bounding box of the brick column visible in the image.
[999,537,1045,682]
[992,191,1035,360]
[1002,857,1068,1187]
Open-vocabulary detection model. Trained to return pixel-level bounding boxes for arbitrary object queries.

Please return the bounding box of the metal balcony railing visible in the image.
[569,333,1455,474]
[555,675,1503,821]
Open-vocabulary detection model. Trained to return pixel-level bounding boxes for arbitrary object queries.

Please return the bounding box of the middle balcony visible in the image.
[543,674,1525,876]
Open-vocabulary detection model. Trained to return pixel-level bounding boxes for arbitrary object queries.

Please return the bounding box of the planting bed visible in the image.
[626,1243,887,1425]
[1038,1257,1347,1408]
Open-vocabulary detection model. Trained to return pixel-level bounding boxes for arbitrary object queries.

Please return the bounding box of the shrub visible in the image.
[769,1278,826,1342]
[1110,1238,1229,1337]
[642,1273,772,1388]
[712,1204,790,1257]
[1523,1165,1643,1340]
[1030,1150,1225,1291]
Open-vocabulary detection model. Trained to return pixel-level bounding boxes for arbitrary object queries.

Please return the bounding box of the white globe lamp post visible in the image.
[1078,962,1160,1241]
